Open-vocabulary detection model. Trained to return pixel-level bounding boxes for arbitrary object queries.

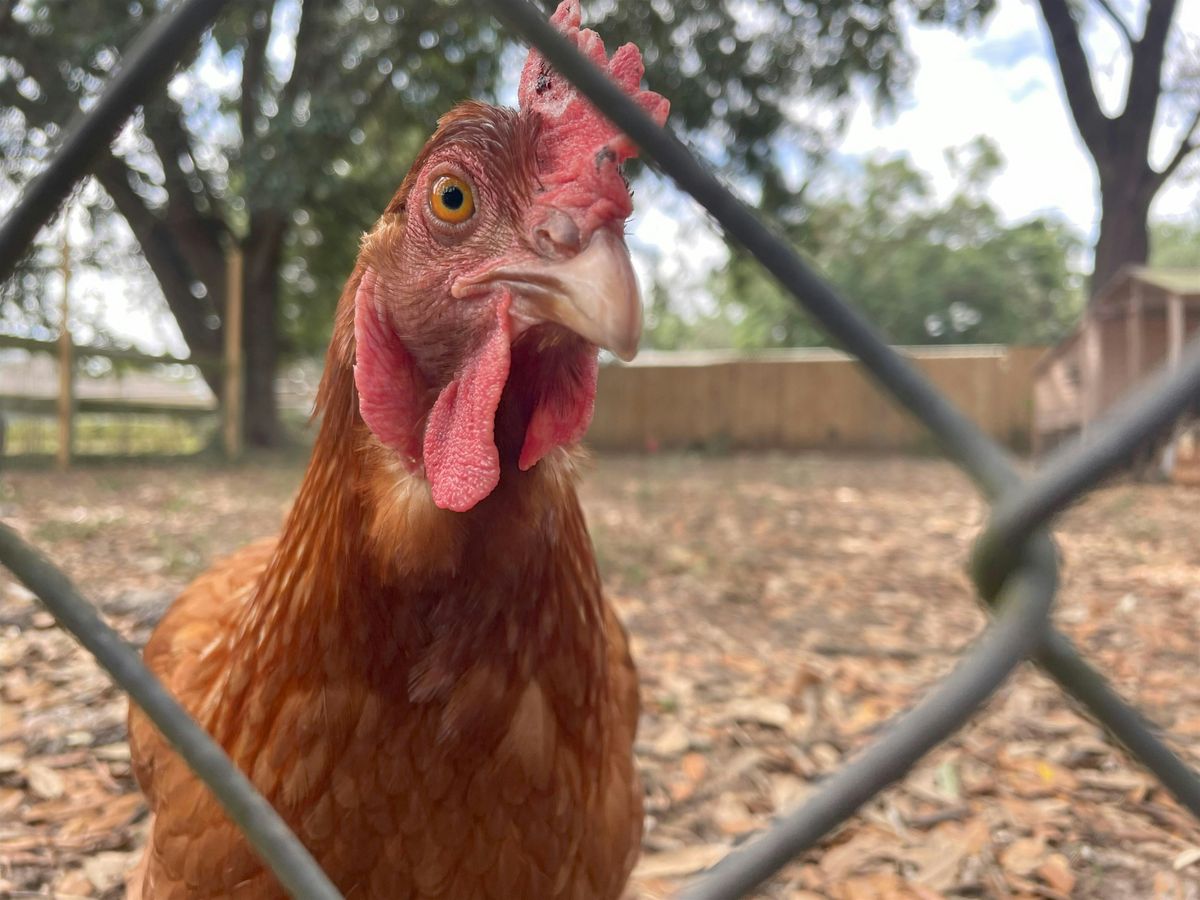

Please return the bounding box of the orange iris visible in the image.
[429,175,475,224]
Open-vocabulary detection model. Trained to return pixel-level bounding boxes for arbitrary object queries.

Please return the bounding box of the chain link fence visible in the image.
[1,1,1199,898]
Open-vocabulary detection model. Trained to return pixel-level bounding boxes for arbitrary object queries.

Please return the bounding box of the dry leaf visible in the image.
[1000,836,1047,877]
[1172,846,1200,871]
[711,793,756,836]
[681,751,707,783]
[632,844,727,880]
[83,851,132,892]
[1037,853,1076,894]
[94,742,131,761]
[719,697,792,730]
[821,828,899,882]
[644,721,690,758]
[53,867,94,897]
[1001,756,1078,798]
[835,870,934,900]
[25,762,65,800]
[908,819,988,891]
[1153,870,1185,900]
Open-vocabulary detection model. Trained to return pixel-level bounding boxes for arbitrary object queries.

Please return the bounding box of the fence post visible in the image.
[223,245,243,460]
[56,217,73,470]
[1167,292,1184,372]
[1127,282,1143,384]
[1080,312,1101,441]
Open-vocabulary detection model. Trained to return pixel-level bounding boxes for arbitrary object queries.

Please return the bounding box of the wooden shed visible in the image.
[1033,267,1200,473]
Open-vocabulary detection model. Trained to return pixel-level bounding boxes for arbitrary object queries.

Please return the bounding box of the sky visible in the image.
[33,0,1200,354]
[626,0,1200,321]
[837,0,1200,234]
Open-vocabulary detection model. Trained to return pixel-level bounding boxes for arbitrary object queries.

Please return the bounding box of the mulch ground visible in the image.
[1,453,1199,899]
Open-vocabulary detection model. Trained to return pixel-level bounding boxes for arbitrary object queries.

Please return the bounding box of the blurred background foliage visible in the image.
[0,0,1195,443]
[648,138,1087,350]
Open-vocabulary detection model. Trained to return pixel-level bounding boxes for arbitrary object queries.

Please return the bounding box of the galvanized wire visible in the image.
[0,1,1198,898]
[486,0,1200,894]
[0,524,343,900]
[0,1,342,897]
[975,333,1200,819]
[679,540,1058,900]
[488,0,1021,499]
[0,0,234,285]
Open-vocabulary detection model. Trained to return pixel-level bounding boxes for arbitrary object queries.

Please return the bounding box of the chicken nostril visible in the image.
[532,210,582,260]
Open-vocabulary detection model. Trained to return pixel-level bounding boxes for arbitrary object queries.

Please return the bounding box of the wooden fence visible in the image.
[0,247,244,466]
[589,345,1047,453]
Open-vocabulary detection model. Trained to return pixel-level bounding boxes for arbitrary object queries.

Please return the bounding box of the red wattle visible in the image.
[353,268,425,465]
[423,302,512,512]
[356,273,597,510]
[517,342,599,471]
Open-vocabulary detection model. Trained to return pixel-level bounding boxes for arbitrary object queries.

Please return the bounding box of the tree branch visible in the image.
[1090,0,1135,47]
[119,97,229,303]
[23,10,230,323]
[294,67,397,211]
[1121,0,1180,160]
[93,155,224,386]
[1036,0,1110,156]
[240,0,272,147]
[278,0,331,116]
[141,99,227,222]
[1152,104,1200,189]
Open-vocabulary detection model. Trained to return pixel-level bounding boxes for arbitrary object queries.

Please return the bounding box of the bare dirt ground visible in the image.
[1,453,1199,899]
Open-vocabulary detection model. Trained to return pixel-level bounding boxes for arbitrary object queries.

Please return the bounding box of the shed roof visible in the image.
[1095,266,1200,307]
[625,344,1019,367]
[1037,266,1200,373]
[1127,267,1200,296]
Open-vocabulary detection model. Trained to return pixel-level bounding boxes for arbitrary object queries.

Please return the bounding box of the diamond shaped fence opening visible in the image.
[1,2,1199,898]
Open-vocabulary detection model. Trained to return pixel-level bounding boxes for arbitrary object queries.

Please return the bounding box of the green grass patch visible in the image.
[3,412,216,459]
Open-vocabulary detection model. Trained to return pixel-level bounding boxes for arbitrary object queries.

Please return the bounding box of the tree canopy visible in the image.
[1034,0,1198,293]
[0,0,997,443]
[648,138,1084,351]
[1150,216,1200,269]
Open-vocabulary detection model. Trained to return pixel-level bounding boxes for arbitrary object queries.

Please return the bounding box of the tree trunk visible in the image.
[94,158,225,386]
[101,155,291,448]
[241,211,289,448]
[1091,169,1153,296]
[1035,0,1192,299]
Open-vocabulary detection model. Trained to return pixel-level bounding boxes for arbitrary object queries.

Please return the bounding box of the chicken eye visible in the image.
[429,175,475,224]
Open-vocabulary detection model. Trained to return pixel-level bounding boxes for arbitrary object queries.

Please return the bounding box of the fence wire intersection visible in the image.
[0,1,1198,899]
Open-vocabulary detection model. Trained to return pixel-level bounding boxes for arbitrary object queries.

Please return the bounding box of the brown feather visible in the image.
[129,107,642,900]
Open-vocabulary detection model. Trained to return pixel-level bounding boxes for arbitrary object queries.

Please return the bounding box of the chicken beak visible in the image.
[457,229,643,362]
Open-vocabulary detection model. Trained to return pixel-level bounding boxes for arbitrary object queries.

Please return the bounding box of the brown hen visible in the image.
[127,3,668,897]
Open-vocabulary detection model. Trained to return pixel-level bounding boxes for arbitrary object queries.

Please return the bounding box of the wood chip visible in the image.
[1000,835,1047,877]
[83,850,133,891]
[1173,846,1200,871]
[633,844,728,880]
[25,762,65,800]
[718,698,793,730]
[1038,853,1077,894]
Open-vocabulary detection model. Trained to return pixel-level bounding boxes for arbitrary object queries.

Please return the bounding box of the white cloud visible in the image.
[52,0,1200,351]
[837,0,1199,244]
[629,182,727,314]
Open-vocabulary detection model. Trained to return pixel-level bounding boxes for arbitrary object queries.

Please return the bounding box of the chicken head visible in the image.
[351,0,668,512]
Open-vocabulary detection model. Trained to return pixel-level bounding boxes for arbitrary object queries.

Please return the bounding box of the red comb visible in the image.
[518,1,669,227]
